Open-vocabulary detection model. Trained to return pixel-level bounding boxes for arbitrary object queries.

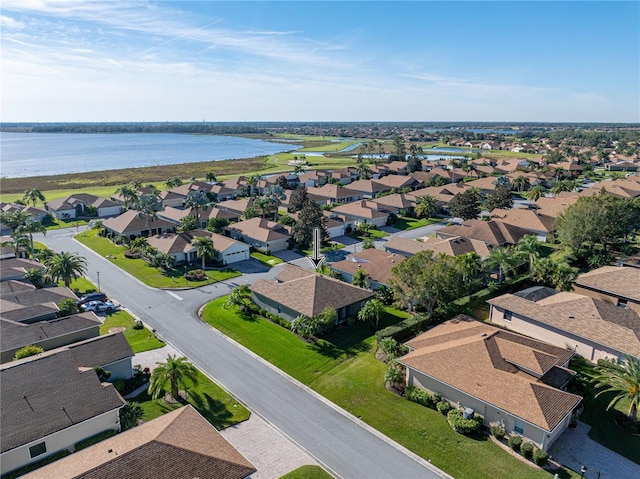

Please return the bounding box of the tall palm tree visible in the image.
[133,193,164,232]
[23,188,46,207]
[193,236,215,270]
[525,185,547,202]
[455,252,482,287]
[264,185,286,221]
[148,355,199,402]
[16,220,47,256]
[415,194,439,219]
[115,184,139,209]
[205,172,217,182]
[592,355,640,421]
[183,190,209,227]
[1,231,30,257]
[357,298,385,330]
[512,175,530,193]
[165,177,183,189]
[44,251,87,288]
[484,246,516,283]
[1,210,31,230]
[516,235,542,273]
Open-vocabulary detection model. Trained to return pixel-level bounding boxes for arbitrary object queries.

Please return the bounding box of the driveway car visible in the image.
[82,300,116,313]
[77,292,108,306]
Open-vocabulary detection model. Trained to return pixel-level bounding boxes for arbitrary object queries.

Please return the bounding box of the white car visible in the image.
[82,300,116,313]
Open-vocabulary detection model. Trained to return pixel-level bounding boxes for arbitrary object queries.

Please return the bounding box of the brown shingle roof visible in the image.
[400,316,581,432]
[330,200,388,220]
[330,249,404,285]
[103,210,174,234]
[576,265,640,301]
[437,219,530,246]
[22,405,256,479]
[490,208,556,234]
[1,349,125,453]
[250,265,374,318]
[488,292,640,356]
[228,217,290,242]
[384,235,491,258]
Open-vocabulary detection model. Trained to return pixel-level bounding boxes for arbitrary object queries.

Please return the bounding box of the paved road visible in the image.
[40,228,450,479]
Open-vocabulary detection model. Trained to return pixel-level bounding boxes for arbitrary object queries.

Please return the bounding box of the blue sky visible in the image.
[1,1,638,123]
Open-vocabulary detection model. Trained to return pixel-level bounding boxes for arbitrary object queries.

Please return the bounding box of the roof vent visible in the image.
[568,315,575,319]
[480,333,487,337]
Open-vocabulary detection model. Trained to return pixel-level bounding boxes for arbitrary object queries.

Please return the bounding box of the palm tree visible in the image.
[183,190,209,227]
[148,354,199,402]
[44,251,87,288]
[247,174,263,198]
[16,220,47,256]
[133,193,164,232]
[516,235,542,273]
[264,185,286,221]
[226,284,251,309]
[525,185,547,202]
[1,231,30,257]
[1,210,31,230]
[165,177,183,189]
[115,184,139,209]
[455,252,482,287]
[193,236,215,270]
[352,269,370,289]
[23,188,45,207]
[415,194,439,219]
[484,246,516,283]
[205,172,217,182]
[357,298,385,330]
[592,355,640,422]
[512,175,530,193]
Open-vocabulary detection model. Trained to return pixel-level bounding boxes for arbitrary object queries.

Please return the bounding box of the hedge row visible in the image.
[375,313,431,342]
[404,386,441,409]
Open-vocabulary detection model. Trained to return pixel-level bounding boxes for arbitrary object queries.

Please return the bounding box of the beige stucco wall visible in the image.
[0,408,121,475]
[489,305,624,363]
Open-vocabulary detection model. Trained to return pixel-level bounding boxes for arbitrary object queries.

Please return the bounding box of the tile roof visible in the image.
[330,249,404,285]
[0,286,78,322]
[1,349,125,453]
[437,220,530,246]
[347,179,390,195]
[103,210,174,234]
[575,265,640,301]
[374,174,419,189]
[21,405,256,479]
[400,316,581,432]
[250,265,374,318]
[487,291,640,356]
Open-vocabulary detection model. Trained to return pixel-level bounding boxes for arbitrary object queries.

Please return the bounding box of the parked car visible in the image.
[77,292,108,306]
[82,300,116,313]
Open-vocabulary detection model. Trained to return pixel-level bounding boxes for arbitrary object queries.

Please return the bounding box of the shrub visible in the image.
[520,441,534,459]
[375,313,431,342]
[14,344,44,360]
[533,448,548,466]
[490,422,506,439]
[94,366,111,382]
[508,435,523,452]
[184,269,207,281]
[378,337,408,361]
[384,365,404,385]
[132,320,144,330]
[436,401,452,415]
[447,409,483,434]
[405,386,433,408]
[112,379,126,392]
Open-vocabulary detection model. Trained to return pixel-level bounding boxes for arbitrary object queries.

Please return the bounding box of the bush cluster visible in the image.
[533,448,548,466]
[508,435,523,452]
[490,423,506,439]
[375,313,431,342]
[258,308,292,330]
[520,441,534,459]
[446,409,483,435]
[405,386,439,409]
[436,401,452,415]
[132,320,144,330]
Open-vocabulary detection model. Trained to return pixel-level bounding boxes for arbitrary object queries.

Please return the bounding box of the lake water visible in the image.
[0,132,299,178]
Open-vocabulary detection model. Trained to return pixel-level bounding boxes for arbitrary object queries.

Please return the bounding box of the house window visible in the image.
[514,420,524,435]
[29,442,47,459]
[503,310,513,321]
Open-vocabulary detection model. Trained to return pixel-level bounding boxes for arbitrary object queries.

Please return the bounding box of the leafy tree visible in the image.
[493,176,511,188]
[407,155,422,173]
[45,251,87,288]
[531,257,578,291]
[276,175,289,189]
[183,190,209,226]
[292,199,327,249]
[207,217,230,234]
[57,298,78,318]
[193,236,215,270]
[114,184,139,209]
[362,237,375,250]
[243,206,258,220]
[357,298,385,330]
[148,354,199,402]
[392,135,406,159]
[484,185,513,211]
[289,185,308,212]
[277,215,296,227]
[592,355,640,421]
[352,269,370,288]
[448,189,482,220]
[511,175,530,193]
[516,235,542,273]
[415,194,439,219]
[14,345,44,360]
[552,261,579,291]
[23,188,46,207]
[316,306,338,335]
[119,402,145,431]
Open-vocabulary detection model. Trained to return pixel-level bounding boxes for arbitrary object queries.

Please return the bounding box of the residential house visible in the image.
[0,348,125,476]
[307,184,363,206]
[146,230,250,265]
[534,194,580,219]
[227,217,291,253]
[298,170,330,187]
[384,235,491,259]
[330,248,404,289]
[63,332,135,380]
[369,193,417,215]
[103,210,175,240]
[386,161,409,175]
[46,194,122,220]
[1,312,101,363]
[160,182,215,208]
[489,208,556,241]
[347,179,390,199]
[374,174,420,191]
[0,257,45,282]
[436,220,530,247]
[0,286,79,323]
[158,206,236,230]
[573,265,640,313]
[209,182,239,201]
[216,197,255,220]
[249,265,374,322]
[464,176,503,195]
[330,200,389,228]
[399,315,581,452]
[605,160,640,172]
[488,286,640,362]
[0,203,49,223]
[22,405,256,479]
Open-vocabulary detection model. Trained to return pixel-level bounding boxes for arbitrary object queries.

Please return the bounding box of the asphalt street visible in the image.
[39,227,451,479]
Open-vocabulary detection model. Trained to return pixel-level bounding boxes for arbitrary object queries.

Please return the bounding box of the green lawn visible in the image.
[568,358,640,464]
[251,251,283,266]
[348,228,389,241]
[201,298,577,478]
[279,465,334,479]
[99,310,165,353]
[133,369,250,430]
[45,218,91,231]
[75,229,241,288]
[392,216,440,231]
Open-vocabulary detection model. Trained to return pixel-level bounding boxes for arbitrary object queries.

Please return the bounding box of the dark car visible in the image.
[77,292,108,306]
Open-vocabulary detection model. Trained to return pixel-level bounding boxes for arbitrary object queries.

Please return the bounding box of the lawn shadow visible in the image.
[189,391,234,429]
[308,341,343,359]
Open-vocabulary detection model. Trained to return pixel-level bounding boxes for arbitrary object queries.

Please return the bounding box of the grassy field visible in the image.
[99,310,165,353]
[133,369,250,430]
[392,216,440,231]
[250,251,283,266]
[201,297,578,479]
[74,229,241,288]
[279,465,334,479]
